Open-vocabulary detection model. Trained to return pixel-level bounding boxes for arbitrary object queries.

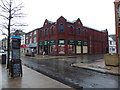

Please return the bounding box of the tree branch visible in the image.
[0,14,9,20]
[1,0,9,10]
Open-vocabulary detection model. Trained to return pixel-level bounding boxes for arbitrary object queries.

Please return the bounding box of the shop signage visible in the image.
[50,40,56,45]
[68,40,75,45]
[39,41,43,46]
[83,41,88,46]
[44,41,48,46]
[58,39,65,45]
[28,43,37,47]
[76,40,82,45]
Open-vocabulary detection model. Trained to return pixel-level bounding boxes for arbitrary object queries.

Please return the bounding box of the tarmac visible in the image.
[1,54,120,89]
[24,54,120,76]
[0,64,74,89]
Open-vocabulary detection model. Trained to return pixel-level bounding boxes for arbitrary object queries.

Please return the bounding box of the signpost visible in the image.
[9,36,22,77]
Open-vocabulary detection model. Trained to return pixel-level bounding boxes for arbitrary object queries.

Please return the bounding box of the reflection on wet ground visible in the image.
[21,55,120,88]
[1,64,74,88]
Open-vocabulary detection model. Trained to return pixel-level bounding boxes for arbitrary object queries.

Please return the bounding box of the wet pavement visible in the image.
[1,64,74,89]
[72,59,120,76]
[21,55,120,88]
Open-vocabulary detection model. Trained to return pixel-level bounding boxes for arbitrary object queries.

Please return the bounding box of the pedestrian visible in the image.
[31,48,34,57]
[43,51,45,56]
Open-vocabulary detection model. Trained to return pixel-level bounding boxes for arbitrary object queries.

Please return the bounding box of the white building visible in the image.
[20,34,26,53]
[109,37,116,54]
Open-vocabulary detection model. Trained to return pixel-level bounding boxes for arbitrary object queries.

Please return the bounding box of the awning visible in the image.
[20,45,27,48]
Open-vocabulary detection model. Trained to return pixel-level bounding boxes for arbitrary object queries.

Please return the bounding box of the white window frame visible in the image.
[34,37,36,43]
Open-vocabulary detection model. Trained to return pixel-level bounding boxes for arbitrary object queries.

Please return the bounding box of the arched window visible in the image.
[40,30,42,37]
[118,5,120,17]
[70,26,73,34]
[77,28,80,35]
[84,29,87,36]
[51,26,54,35]
[45,29,48,36]
[59,24,64,32]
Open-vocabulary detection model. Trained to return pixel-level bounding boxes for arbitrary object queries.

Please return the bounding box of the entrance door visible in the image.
[44,47,48,55]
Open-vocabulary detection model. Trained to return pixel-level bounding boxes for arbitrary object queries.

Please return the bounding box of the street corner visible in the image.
[71,60,120,76]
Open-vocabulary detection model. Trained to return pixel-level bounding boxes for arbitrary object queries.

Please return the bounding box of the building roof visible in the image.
[84,25,100,31]
[114,0,120,2]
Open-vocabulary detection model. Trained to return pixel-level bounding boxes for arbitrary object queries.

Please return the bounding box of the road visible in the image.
[21,55,119,88]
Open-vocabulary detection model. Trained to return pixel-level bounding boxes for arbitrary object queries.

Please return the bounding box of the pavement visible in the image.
[0,64,74,89]
[23,54,120,76]
[72,59,120,76]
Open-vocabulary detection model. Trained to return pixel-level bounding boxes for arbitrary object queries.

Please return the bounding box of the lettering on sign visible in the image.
[13,63,21,77]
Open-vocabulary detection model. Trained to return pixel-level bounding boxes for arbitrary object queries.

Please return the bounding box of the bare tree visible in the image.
[0,0,26,69]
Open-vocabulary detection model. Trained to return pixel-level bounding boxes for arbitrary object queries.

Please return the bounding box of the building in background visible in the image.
[0,40,2,49]
[11,30,26,54]
[36,16,108,55]
[25,29,39,54]
[1,38,7,51]
[20,34,26,53]
[114,0,120,55]
[109,35,116,53]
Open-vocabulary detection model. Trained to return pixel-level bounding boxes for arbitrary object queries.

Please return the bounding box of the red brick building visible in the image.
[114,0,120,55]
[37,16,108,55]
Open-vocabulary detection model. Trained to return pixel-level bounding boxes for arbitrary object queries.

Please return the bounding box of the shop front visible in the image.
[39,41,43,55]
[49,40,57,55]
[83,41,88,54]
[76,40,82,54]
[58,39,65,55]
[68,40,75,55]
[27,43,38,54]
[20,44,26,53]
[44,41,48,55]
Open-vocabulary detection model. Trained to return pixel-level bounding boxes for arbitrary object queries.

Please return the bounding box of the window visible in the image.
[34,37,36,43]
[40,30,42,37]
[77,28,80,35]
[110,41,112,45]
[59,24,64,32]
[26,36,28,44]
[34,31,36,35]
[118,5,120,18]
[84,29,87,36]
[30,33,32,36]
[45,29,48,36]
[51,26,54,35]
[26,39,28,44]
[112,48,115,51]
[30,38,32,43]
[70,26,73,34]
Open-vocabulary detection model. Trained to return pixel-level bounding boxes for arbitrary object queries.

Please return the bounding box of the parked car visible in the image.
[0,50,6,56]
[0,49,4,53]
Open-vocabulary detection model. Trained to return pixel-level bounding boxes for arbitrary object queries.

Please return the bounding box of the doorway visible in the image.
[44,46,48,55]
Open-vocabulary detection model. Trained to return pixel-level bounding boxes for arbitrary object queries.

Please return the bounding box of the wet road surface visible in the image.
[21,55,120,88]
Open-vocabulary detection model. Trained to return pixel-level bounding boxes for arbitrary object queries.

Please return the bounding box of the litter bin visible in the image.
[2,54,6,64]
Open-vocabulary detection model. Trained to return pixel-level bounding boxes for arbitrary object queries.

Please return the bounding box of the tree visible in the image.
[0,0,26,69]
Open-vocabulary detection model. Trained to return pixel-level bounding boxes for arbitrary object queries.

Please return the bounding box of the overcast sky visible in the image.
[0,0,116,40]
